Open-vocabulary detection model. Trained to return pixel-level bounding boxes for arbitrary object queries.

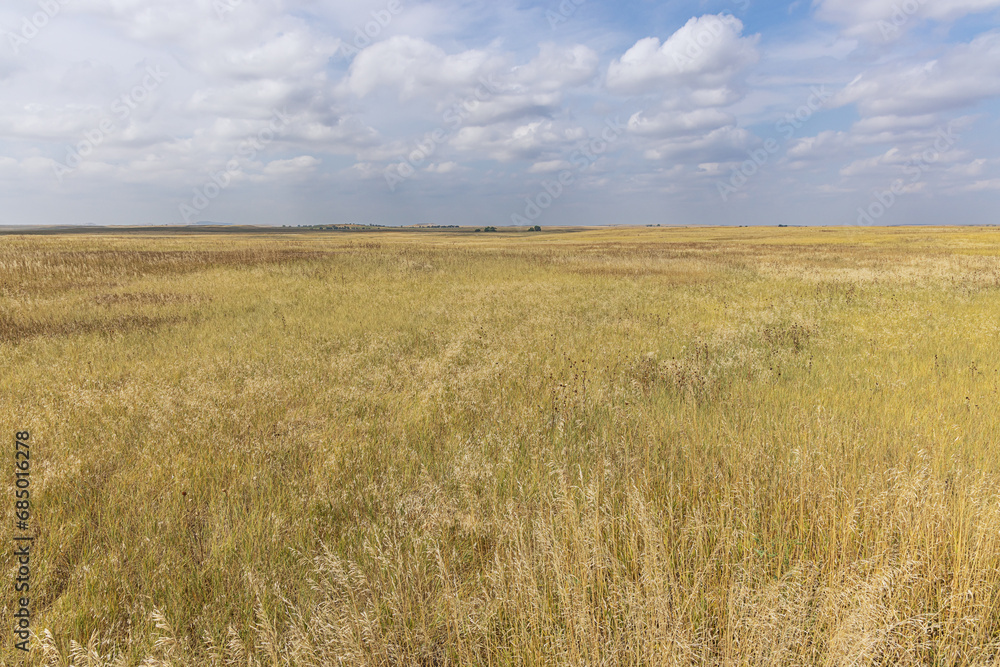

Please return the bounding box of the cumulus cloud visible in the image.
[262,155,320,176]
[851,114,941,135]
[510,43,598,92]
[785,114,960,164]
[346,36,497,99]
[450,120,586,162]
[528,159,572,173]
[604,15,759,170]
[817,0,1000,39]
[832,32,1000,116]
[192,30,340,81]
[461,44,598,124]
[425,161,461,174]
[345,38,598,131]
[627,108,736,137]
[455,92,563,126]
[784,130,854,164]
[606,15,759,94]
[639,125,752,162]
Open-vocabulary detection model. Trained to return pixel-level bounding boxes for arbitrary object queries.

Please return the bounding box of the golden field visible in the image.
[2,225,1000,665]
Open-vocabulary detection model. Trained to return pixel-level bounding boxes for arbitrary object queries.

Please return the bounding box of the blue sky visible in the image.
[1,0,1000,227]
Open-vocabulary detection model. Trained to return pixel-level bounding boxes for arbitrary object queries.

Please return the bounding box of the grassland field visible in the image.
[2,225,1000,665]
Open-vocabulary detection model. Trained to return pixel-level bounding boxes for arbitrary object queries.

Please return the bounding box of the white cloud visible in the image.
[839,146,912,176]
[606,15,759,94]
[627,108,736,137]
[205,30,338,79]
[960,177,1000,191]
[456,92,563,126]
[425,161,460,174]
[603,16,760,172]
[346,36,497,99]
[186,79,303,116]
[450,120,585,162]
[640,125,752,162]
[945,158,989,177]
[832,32,1000,116]
[262,155,320,177]
[851,114,940,135]
[528,159,572,173]
[344,38,598,132]
[817,0,1000,39]
[509,44,598,92]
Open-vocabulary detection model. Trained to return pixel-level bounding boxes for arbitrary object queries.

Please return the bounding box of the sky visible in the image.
[2,0,1000,227]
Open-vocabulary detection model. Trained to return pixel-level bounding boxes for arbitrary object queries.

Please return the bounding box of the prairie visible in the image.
[2,226,1000,665]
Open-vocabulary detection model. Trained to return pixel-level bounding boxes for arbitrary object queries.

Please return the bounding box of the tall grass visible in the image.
[2,226,1000,665]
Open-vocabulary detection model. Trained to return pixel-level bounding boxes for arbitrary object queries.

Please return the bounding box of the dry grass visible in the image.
[2,226,1000,665]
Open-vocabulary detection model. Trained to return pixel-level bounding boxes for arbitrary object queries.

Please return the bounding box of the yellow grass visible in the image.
[2,226,1000,665]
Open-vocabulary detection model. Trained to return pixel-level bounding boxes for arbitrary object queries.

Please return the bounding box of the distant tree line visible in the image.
[473,226,542,232]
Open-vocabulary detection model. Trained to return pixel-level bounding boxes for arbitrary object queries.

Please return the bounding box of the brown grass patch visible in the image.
[93,292,207,306]
[0,313,184,344]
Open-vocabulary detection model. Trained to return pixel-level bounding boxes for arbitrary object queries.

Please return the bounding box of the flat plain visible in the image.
[2,226,1000,665]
